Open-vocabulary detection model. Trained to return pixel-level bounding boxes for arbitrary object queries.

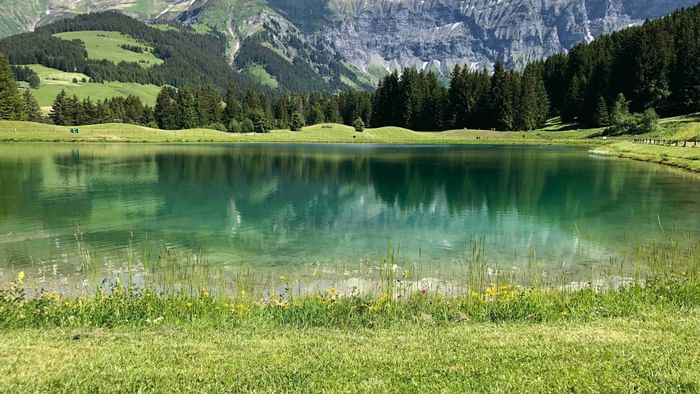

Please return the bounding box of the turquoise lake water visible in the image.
[1,143,699,286]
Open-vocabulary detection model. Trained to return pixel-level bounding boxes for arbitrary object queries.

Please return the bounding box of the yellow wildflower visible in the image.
[186,302,193,308]
[378,293,391,304]
[486,285,497,298]
[16,271,25,284]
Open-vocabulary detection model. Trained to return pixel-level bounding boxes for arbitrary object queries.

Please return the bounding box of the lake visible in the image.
[1,143,699,289]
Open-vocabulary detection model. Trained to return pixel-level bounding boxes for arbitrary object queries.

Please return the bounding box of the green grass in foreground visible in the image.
[1,274,699,392]
[0,312,698,392]
[0,121,599,144]
[1,239,699,391]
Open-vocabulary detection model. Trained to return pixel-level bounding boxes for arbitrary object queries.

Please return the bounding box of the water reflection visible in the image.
[1,143,699,280]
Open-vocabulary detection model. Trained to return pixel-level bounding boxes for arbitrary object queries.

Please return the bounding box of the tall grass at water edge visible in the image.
[1,235,699,328]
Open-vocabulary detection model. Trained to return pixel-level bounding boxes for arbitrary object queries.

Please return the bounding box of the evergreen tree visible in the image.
[196,85,222,126]
[223,83,239,124]
[593,96,610,127]
[607,93,636,134]
[290,112,305,131]
[154,87,178,130]
[490,62,513,130]
[95,100,113,123]
[20,90,41,122]
[176,86,197,129]
[0,52,22,120]
[27,74,40,89]
[324,97,340,123]
[308,102,325,125]
[49,90,69,125]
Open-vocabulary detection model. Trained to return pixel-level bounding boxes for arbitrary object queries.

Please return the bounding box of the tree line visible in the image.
[1,5,699,133]
[0,54,42,122]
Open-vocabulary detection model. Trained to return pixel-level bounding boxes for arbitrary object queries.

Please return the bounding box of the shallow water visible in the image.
[1,143,699,286]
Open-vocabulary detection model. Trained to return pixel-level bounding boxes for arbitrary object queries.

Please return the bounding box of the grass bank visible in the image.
[0,120,599,145]
[2,238,700,391]
[593,141,700,172]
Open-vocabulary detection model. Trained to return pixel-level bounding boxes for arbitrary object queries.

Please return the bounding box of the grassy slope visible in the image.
[594,141,700,172]
[1,311,698,392]
[594,114,700,172]
[0,121,599,144]
[245,64,279,89]
[20,64,161,108]
[53,31,163,67]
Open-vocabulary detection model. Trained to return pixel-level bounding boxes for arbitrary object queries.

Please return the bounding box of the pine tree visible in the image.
[593,97,610,127]
[66,95,81,125]
[155,86,178,130]
[607,93,636,134]
[20,90,41,122]
[290,112,305,131]
[324,97,341,123]
[308,102,325,125]
[223,83,239,124]
[490,62,513,130]
[49,90,69,125]
[176,86,197,129]
[95,99,113,123]
[0,52,23,120]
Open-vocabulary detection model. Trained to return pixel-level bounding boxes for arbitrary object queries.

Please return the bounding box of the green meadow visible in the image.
[53,31,163,67]
[0,120,600,144]
[18,64,160,108]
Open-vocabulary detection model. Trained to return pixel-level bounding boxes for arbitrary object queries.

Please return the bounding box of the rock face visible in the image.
[0,0,696,85]
[325,0,699,78]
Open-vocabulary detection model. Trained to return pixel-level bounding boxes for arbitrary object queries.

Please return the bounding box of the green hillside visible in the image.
[53,31,163,67]
[17,64,160,109]
[0,12,265,93]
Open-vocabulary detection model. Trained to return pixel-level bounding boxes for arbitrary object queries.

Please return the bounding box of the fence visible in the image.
[633,138,699,147]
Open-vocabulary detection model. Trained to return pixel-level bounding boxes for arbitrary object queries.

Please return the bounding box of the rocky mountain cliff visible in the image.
[0,0,696,87]
[323,0,699,78]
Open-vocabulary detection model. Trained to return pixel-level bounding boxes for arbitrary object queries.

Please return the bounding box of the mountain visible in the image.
[0,0,696,90]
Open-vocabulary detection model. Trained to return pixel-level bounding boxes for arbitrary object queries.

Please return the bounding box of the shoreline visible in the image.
[0,120,600,146]
[592,141,700,173]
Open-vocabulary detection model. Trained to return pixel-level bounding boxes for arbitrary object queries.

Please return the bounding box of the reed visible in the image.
[1,236,698,329]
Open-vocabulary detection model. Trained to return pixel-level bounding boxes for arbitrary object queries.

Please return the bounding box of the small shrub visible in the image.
[204,123,226,132]
[353,117,365,132]
[638,108,659,134]
[227,119,242,133]
[240,118,255,133]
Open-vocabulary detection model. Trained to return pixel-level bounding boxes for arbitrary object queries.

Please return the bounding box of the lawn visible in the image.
[53,31,163,67]
[1,312,698,392]
[18,64,161,108]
